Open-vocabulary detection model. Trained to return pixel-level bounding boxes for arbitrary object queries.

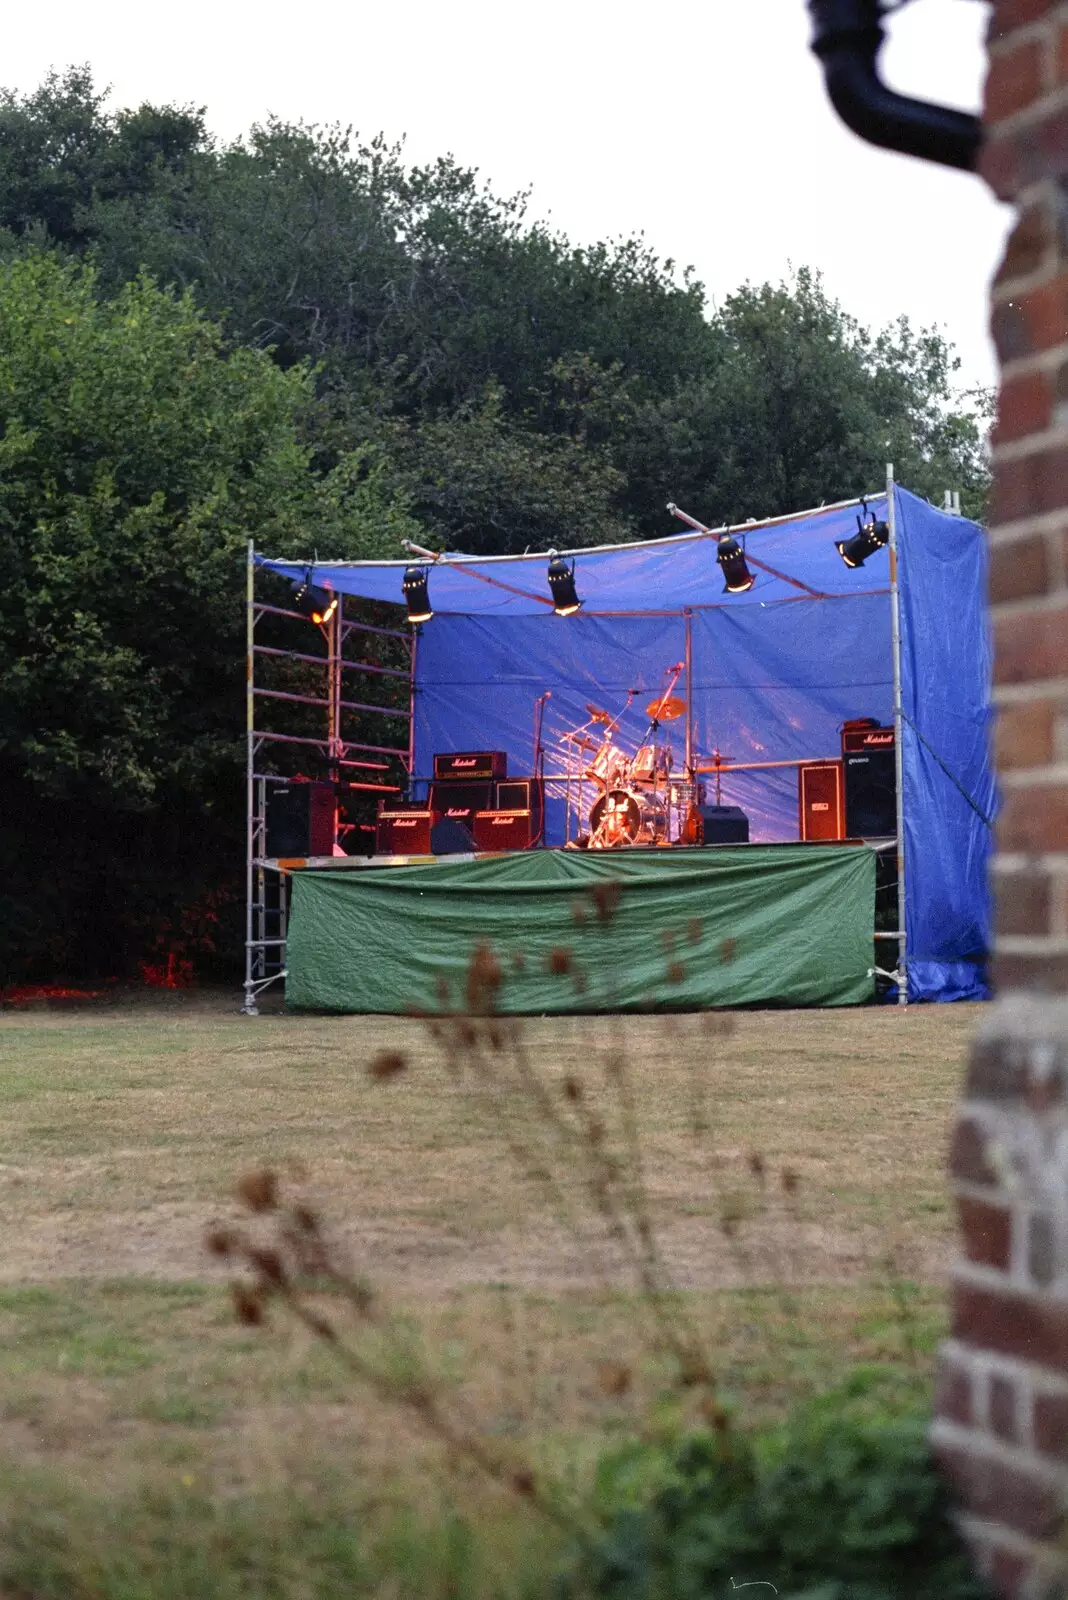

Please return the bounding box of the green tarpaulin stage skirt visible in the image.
[284,844,876,1014]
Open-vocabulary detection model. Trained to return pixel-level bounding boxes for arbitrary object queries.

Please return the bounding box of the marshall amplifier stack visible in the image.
[797,721,897,841]
[376,752,544,854]
[841,721,896,838]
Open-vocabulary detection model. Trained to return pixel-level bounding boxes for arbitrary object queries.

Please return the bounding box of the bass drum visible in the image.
[589,787,667,848]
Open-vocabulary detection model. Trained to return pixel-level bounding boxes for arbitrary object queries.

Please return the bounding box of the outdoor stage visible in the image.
[283,843,877,1014]
[245,476,993,1014]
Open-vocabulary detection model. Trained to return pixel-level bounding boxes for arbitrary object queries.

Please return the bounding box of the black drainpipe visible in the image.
[808,0,983,172]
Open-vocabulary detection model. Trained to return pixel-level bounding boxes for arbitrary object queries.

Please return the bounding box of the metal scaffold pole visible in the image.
[241,538,259,1016]
[887,463,908,1006]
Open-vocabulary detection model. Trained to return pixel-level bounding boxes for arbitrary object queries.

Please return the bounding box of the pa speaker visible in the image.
[430,817,476,854]
[265,781,335,857]
[684,804,749,845]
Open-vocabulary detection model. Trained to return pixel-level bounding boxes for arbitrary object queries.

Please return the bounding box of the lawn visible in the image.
[0,990,978,1597]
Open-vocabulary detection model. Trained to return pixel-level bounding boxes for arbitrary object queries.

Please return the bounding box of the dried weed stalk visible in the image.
[210,880,804,1515]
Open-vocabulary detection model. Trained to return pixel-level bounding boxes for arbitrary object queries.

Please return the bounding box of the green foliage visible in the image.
[0,251,417,977]
[562,1376,990,1600]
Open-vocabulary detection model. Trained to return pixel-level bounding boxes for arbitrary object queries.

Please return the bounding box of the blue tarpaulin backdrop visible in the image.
[259,487,994,1002]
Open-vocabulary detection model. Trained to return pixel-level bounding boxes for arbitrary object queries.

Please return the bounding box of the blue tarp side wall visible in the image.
[896,487,994,1002]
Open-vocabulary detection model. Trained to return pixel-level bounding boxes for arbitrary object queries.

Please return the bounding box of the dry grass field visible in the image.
[0,989,980,1597]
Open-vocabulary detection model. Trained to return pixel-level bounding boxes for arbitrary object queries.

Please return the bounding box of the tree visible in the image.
[0,252,416,977]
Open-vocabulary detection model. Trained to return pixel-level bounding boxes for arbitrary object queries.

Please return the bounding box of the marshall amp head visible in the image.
[841,724,895,754]
[433,751,508,781]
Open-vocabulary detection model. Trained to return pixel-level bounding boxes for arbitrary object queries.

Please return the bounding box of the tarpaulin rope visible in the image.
[901,710,994,828]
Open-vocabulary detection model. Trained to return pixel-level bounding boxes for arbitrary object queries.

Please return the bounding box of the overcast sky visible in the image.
[6,0,1009,389]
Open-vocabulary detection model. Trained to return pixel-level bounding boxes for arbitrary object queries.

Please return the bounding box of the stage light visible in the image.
[403,565,433,623]
[547,553,582,615]
[835,512,890,569]
[291,573,338,625]
[716,534,755,594]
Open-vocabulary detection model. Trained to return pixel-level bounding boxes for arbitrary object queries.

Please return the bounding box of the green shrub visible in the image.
[561,1375,990,1600]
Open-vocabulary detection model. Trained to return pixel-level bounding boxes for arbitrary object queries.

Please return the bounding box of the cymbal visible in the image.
[586,703,612,724]
[561,733,597,751]
[646,695,686,721]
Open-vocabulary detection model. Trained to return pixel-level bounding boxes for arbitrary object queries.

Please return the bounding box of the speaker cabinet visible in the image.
[799,761,844,841]
[429,780,493,830]
[265,781,335,857]
[431,817,476,854]
[683,804,749,845]
[843,750,896,837]
[473,810,537,850]
[375,808,432,854]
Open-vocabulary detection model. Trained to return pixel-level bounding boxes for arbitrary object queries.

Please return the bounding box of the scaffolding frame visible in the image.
[242,541,415,1015]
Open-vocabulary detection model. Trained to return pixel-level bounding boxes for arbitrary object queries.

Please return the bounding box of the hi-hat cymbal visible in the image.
[646,695,686,721]
[561,732,598,750]
[586,703,612,724]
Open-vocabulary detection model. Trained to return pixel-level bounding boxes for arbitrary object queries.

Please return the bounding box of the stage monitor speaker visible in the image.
[430,817,476,854]
[473,810,536,850]
[429,779,493,830]
[843,748,896,837]
[433,751,508,780]
[684,804,749,846]
[265,781,335,857]
[799,761,844,841]
[376,808,432,854]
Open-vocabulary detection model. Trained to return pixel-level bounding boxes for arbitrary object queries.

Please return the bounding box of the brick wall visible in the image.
[932,2,1068,1594]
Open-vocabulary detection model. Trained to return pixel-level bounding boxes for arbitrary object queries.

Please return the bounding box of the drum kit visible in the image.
[556,665,692,849]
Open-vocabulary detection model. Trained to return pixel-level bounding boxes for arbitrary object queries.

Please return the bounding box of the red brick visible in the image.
[996,868,1052,936]
[991,1372,1021,1440]
[994,603,1068,682]
[996,369,1054,444]
[989,532,1052,600]
[997,274,1068,365]
[997,780,1068,850]
[987,1538,1031,1597]
[990,446,1068,525]
[1058,20,1068,86]
[994,948,1068,990]
[995,700,1057,768]
[960,1195,1014,1269]
[989,0,1058,44]
[935,1359,974,1427]
[951,1117,1004,1183]
[983,128,1028,202]
[934,1436,1061,1537]
[953,1280,1068,1376]
[1034,101,1068,181]
[1033,1390,1068,1455]
[987,38,1046,124]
